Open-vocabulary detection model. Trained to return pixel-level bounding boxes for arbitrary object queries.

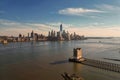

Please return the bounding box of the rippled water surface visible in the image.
[0,38,120,80]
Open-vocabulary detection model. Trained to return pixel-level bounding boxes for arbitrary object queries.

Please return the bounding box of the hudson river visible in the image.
[0,38,120,80]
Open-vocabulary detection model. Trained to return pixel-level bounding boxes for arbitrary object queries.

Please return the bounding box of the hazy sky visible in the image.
[0,0,120,37]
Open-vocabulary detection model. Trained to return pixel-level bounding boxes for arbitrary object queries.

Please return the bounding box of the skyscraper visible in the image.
[60,24,63,32]
[31,30,34,38]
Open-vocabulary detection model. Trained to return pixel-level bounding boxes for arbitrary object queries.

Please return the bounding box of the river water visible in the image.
[0,38,120,80]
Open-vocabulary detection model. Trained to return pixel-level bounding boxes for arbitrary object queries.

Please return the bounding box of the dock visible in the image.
[69,48,120,73]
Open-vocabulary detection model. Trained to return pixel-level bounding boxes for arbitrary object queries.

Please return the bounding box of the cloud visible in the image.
[27,23,51,31]
[58,5,120,18]
[90,22,105,27]
[0,19,25,29]
[0,19,72,36]
[68,26,120,37]
[0,19,120,37]
[46,22,72,30]
[58,8,104,16]
[0,19,50,30]
[0,19,51,36]
[96,4,120,12]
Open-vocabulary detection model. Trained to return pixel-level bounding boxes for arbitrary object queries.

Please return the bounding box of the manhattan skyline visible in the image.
[0,0,120,37]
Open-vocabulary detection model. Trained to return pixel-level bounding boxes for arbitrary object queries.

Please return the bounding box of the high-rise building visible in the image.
[30,30,36,41]
[53,31,56,37]
[48,31,51,37]
[67,31,71,40]
[31,30,34,38]
[27,33,30,41]
[57,31,64,41]
[28,33,29,38]
[19,34,22,38]
[60,24,63,32]
[51,30,54,37]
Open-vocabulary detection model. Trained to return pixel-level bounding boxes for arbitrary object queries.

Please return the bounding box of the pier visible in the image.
[69,48,120,73]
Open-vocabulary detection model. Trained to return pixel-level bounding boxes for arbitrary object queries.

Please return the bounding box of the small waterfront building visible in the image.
[17,37,22,42]
[0,38,3,43]
[2,40,8,44]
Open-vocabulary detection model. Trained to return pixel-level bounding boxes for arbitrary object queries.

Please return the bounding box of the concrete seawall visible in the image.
[69,58,120,73]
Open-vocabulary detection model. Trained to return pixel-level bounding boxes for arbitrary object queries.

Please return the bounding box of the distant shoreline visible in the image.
[86,37,113,39]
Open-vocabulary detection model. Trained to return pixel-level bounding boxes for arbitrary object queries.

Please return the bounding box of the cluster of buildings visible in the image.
[17,30,46,42]
[0,24,85,43]
[48,24,84,41]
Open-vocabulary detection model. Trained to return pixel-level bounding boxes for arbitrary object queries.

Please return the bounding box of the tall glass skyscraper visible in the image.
[60,24,63,32]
